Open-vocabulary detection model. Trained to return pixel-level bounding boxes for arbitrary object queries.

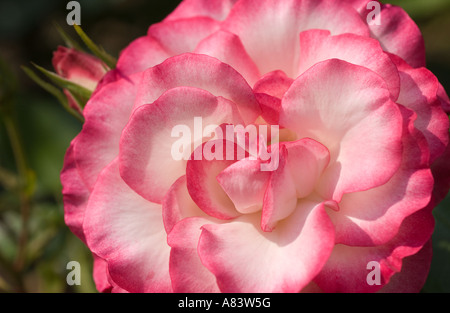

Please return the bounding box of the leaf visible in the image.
[73,24,116,69]
[31,63,92,101]
[21,66,84,123]
[53,22,85,52]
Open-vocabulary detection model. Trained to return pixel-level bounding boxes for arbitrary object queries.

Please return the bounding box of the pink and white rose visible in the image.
[61,0,450,292]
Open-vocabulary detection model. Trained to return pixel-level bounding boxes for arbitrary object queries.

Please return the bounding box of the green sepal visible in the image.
[21,65,84,123]
[73,24,116,69]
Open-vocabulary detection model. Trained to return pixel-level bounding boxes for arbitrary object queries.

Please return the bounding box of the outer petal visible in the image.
[120,87,243,203]
[430,142,450,205]
[378,240,432,293]
[134,53,260,124]
[365,4,426,68]
[222,0,370,76]
[330,108,433,246]
[194,30,260,86]
[83,159,172,293]
[198,201,335,292]
[116,36,170,76]
[92,255,113,293]
[280,59,403,201]
[148,17,220,55]
[74,72,143,190]
[392,54,450,163]
[438,83,450,114]
[61,139,89,243]
[297,29,400,100]
[165,0,238,21]
[314,207,434,292]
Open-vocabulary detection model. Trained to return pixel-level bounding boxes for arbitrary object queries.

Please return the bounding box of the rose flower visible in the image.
[61,0,450,292]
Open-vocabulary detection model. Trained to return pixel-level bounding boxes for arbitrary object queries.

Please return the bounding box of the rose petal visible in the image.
[217,157,271,214]
[194,30,260,86]
[92,255,113,293]
[116,36,170,76]
[298,29,400,100]
[61,139,89,243]
[198,201,335,292]
[330,108,434,246]
[165,0,238,21]
[261,145,297,232]
[168,217,221,293]
[186,139,246,220]
[222,0,369,76]
[52,46,107,91]
[314,207,434,292]
[280,59,403,201]
[378,240,432,293]
[148,17,220,55]
[120,87,243,203]
[284,138,331,198]
[392,54,450,163]
[162,175,209,234]
[83,159,172,292]
[134,53,260,124]
[74,72,143,190]
[365,4,426,68]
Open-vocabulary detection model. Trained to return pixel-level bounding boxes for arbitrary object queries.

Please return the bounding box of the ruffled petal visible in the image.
[392,54,450,163]
[116,36,170,76]
[280,59,403,201]
[162,175,209,234]
[120,87,243,203]
[165,0,238,21]
[83,160,172,292]
[168,217,221,293]
[60,139,89,243]
[194,30,260,86]
[217,158,270,214]
[222,0,369,76]
[365,4,426,68]
[134,53,260,124]
[198,201,335,292]
[330,108,433,246]
[186,139,246,219]
[298,29,400,100]
[74,72,143,190]
[315,207,434,292]
[148,17,220,55]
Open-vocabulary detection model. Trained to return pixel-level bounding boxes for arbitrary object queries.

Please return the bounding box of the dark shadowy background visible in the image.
[0,0,449,292]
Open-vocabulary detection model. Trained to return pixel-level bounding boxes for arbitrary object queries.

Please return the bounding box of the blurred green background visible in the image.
[0,0,449,293]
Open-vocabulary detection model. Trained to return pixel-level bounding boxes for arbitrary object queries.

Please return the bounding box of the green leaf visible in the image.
[53,22,85,52]
[73,24,116,69]
[21,66,84,123]
[31,63,92,100]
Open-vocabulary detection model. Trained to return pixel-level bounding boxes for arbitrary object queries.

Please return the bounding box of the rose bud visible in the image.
[52,46,107,114]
